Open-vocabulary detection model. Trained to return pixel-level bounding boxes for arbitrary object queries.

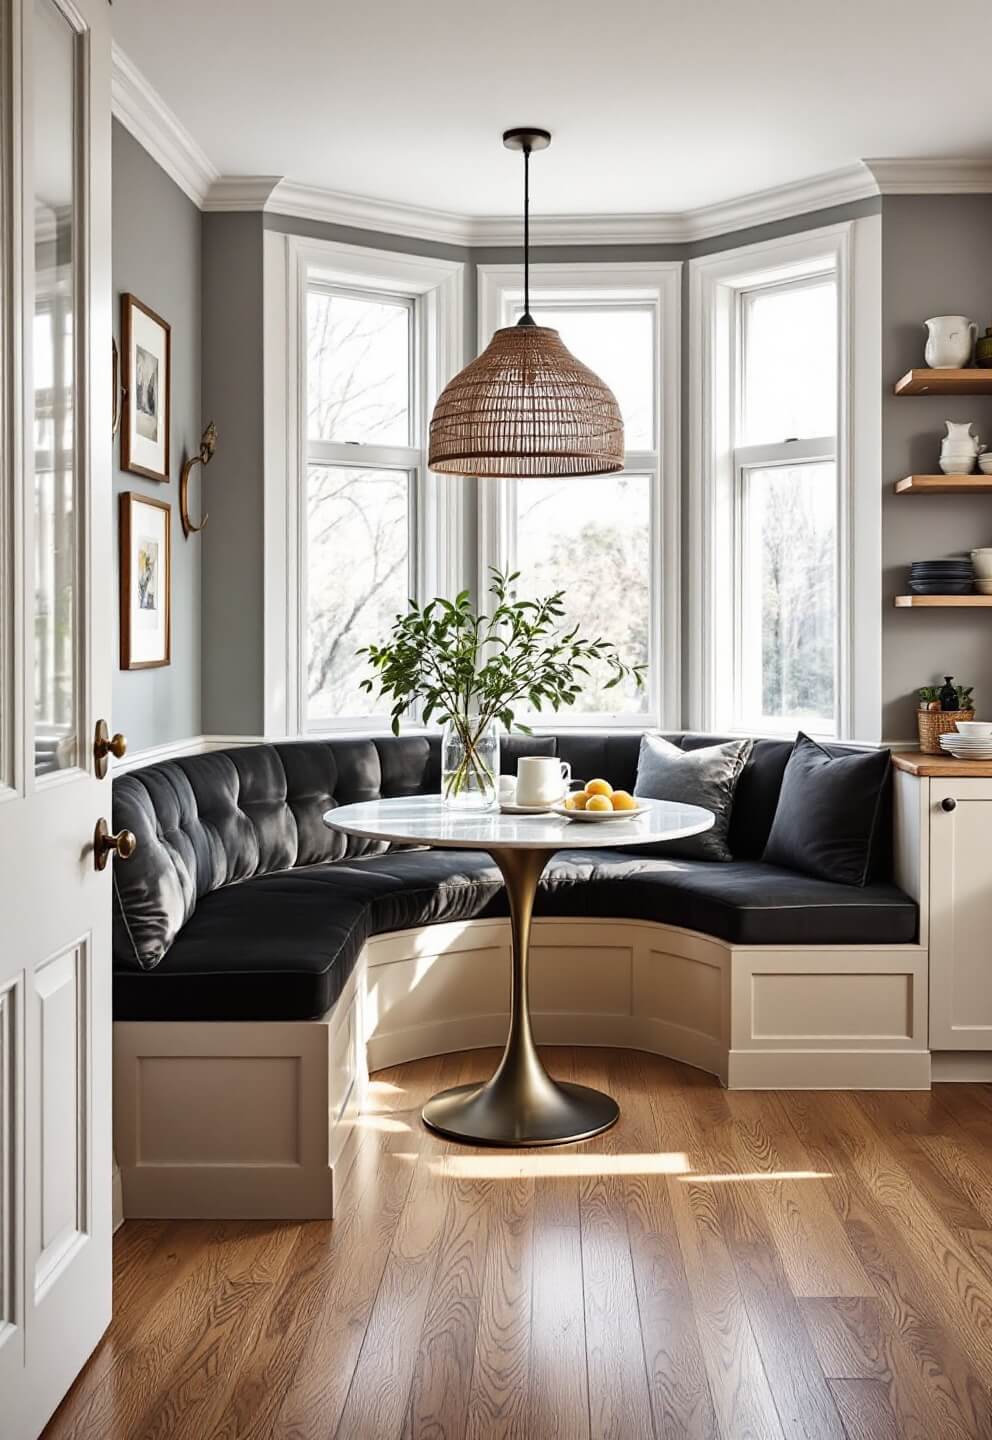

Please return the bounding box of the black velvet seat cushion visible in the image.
[113,847,918,1022]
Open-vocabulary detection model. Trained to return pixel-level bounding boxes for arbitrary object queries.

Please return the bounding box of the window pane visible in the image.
[526,307,655,450]
[33,0,78,776]
[305,466,409,720]
[741,281,836,445]
[307,290,411,446]
[515,473,650,715]
[738,462,835,732]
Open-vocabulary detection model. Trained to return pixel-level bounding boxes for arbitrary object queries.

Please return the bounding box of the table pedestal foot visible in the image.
[423,1075,618,1147]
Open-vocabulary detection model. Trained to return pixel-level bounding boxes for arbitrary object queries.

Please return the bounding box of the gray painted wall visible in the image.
[201,212,266,734]
[881,195,992,742]
[112,121,202,749]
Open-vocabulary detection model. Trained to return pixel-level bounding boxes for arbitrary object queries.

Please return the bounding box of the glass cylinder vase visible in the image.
[441,714,499,810]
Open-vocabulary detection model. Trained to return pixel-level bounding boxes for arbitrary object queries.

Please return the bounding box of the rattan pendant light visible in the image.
[428,129,624,478]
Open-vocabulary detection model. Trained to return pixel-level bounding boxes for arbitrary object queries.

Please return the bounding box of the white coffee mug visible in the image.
[515,755,572,807]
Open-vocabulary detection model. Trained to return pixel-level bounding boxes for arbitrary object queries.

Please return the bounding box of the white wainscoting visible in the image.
[113,916,929,1219]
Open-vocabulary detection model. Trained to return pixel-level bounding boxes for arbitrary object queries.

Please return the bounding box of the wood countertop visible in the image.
[892,752,992,778]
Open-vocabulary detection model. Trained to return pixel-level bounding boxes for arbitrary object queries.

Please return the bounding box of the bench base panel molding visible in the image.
[113,917,929,1220]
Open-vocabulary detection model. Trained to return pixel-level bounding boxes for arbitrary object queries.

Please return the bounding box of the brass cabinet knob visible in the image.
[93,719,127,778]
[94,817,137,871]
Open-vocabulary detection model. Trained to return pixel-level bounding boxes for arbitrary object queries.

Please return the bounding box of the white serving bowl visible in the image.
[971,549,992,578]
[954,721,992,737]
[980,454,992,474]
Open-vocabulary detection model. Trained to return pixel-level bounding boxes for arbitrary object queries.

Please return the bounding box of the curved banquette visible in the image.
[112,730,916,1022]
[110,730,925,1219]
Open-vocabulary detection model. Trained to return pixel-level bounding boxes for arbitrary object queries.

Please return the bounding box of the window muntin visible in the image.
[732,273,838,736]
[303,279,419,728]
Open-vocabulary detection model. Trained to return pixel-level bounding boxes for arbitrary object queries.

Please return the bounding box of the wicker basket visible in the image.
[917,707,976,755]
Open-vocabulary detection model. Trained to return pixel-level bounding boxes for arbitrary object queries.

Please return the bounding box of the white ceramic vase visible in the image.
[925,316,978,368]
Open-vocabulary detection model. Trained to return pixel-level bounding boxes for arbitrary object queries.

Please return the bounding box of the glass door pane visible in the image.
[32,0,78,775]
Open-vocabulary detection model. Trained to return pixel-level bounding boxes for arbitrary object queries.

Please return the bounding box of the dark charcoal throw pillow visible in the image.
[633,733,752,861]
[762,732,890,886]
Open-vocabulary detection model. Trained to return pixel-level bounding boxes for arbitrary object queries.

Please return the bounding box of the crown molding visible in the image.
[865,157,992,194]
[110,47,992,245]
[110,43,218,207]
[204,176,284,212]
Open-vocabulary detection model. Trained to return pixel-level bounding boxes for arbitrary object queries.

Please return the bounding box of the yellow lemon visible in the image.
[611,790,638,811]
[585,778,614,798]
[586,794,613,813]
[571,791,589,810]
[564,794,578,810]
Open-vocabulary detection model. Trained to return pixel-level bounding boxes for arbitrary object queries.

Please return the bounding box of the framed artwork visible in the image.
[120,491,171,669]
[121,292,171,481]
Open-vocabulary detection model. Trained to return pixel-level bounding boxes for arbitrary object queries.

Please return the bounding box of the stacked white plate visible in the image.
[939,731,992,760]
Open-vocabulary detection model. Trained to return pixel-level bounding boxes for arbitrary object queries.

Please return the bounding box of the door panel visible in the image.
[1,0,114,1432]
[929,778,992,1049]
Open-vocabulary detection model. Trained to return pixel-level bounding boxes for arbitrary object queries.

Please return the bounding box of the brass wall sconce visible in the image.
[180,422,218,538]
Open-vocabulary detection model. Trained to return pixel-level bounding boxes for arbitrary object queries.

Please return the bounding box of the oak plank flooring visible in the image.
[45,1054,992,1440]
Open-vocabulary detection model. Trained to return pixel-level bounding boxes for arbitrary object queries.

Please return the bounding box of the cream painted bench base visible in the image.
[113,916,929,1220]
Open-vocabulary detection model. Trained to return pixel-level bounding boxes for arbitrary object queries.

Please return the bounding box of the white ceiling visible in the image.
[112,0,992,218]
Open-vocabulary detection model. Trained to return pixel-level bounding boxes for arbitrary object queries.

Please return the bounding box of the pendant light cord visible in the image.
[519,142,535,327]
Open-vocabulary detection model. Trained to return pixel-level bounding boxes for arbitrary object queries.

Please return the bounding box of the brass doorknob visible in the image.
[94,817,137,871]
[93,719,127,778]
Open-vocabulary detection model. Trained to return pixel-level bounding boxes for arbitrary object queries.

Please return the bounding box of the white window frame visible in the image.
[688,219,882,743]
[263,233,464,736]
[476,261,682,730]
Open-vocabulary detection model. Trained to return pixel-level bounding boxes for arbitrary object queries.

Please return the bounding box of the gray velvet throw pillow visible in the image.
[634,734,753,861]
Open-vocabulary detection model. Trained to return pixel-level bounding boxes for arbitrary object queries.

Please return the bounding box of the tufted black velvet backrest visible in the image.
[112,730,891,970]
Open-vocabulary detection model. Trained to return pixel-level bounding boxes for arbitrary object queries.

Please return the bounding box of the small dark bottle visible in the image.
[939,675,959,711]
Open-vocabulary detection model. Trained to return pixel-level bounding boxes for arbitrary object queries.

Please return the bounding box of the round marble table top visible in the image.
[323,794,715,851]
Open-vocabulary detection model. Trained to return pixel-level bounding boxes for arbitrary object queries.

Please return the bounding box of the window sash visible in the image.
[302,277,424,730]
[732,452,838,737]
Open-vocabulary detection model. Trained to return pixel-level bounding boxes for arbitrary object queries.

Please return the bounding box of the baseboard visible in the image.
[931,1051,992,1082]
[727,1047,932,1089]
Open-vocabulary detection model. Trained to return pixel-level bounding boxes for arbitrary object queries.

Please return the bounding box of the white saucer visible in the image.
[550,802,648,822]
[499,799,564,815]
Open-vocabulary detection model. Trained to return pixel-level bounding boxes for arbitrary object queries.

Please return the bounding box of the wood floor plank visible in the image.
[827,1378,902,1440]
[621,1051,720,1440]
[798,1297,889,1380]
[44,1054,992,1440]
[524,1222,591,1440]
[578,1050,655,1440]
[463,1166,534,1439]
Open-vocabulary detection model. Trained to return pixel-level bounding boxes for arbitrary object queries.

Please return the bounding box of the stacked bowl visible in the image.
[971,548,992,596]
[909,558,975,595]
[940,721,992,760]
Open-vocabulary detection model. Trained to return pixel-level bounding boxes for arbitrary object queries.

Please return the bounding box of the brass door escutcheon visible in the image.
[93,719,127,778]
[94,817,137,871]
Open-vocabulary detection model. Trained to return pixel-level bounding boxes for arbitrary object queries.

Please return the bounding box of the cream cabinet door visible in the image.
[0,0,115,1434]
[929,778,992,1050]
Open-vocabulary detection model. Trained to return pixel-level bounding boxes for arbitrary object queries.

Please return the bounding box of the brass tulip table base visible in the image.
[422,846,620,1147]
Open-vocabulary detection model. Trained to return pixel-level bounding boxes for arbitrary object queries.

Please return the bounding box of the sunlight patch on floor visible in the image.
[429,1152,692,1179]
[677,1170,832,1183]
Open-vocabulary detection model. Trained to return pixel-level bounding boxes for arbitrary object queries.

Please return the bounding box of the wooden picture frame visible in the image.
[120,492,172,669]
[121,292,171,482]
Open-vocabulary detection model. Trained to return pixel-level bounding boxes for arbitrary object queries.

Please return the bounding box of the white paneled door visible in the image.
[1,0,115,1435]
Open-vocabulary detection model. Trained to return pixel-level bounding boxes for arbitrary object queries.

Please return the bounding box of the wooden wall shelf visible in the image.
[894,369,992,396]
[895,594,992,607]
[894,474,992,494]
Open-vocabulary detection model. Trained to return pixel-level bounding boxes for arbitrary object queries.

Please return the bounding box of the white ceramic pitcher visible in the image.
[925,316,978,369]
[942,420,981,457]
